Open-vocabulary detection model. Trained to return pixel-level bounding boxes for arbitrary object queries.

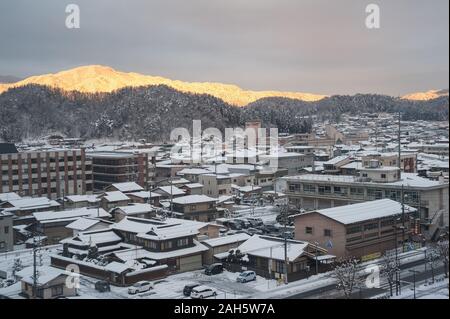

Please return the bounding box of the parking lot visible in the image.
[77,268,279,299]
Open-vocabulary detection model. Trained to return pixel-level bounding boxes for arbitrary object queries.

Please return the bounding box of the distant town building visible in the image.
[1,148,92,199]
[88,151,150,192]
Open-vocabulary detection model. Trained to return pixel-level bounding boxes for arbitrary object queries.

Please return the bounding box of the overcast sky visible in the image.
[0,0,448,96]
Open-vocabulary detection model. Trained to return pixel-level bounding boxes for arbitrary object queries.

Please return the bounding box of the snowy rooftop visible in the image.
[113,203,154,215]
[127,191,163,199]
[307,199,417,225]
[284,173,447,188]
[62,229,122,246]
[155,186,186,196]
[110,182,144,192]
[111,216,210,240]
[183,183,204,189]
[238,235,310,262]
[102,191,130,202]
[65,217,109,231]
[0,192,22,202]
[21,266,65,286]
[324,155,350,166]
[33,207,110,222]
[177,168,211,175]
[65,194,99,203]
[2,197,60,211]
[172,194,216,205]
[202,233,251,247]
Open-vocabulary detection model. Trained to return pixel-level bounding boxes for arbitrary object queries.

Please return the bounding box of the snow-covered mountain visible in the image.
[402,89,449,101]
[0,65,326,106]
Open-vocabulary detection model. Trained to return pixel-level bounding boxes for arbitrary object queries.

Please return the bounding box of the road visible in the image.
[286,254,447,299]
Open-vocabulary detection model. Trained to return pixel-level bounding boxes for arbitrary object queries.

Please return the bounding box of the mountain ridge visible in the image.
[0,65,327,106]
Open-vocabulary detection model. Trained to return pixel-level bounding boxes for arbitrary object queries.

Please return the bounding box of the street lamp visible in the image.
[313,241,320,275]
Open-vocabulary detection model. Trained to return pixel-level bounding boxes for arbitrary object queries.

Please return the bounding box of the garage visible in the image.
[178,254,202,272]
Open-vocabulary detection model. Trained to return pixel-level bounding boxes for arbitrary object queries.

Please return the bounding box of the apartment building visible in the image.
[1,148,92,199]
[361,152,417,173]
[260,152,314,176]
[171,195,218,222]
[88,152,149,192]
[293,199,416,259]
[198,174,231,198]
[283,168,449,239]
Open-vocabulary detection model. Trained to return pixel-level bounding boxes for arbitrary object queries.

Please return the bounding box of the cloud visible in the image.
[0,0,448,95]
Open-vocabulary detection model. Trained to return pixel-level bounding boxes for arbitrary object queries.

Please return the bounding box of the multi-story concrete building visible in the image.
[283,168,449,240]
[88,152,150,192]
[260,152,314,176]
[293,199,416,259]
[198,174,231,198]
[1,148,92,199]
[361,152,417,173]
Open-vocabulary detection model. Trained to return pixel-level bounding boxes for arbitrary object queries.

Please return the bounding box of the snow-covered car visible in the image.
[128,281,154,294]
[190,286,218,299]
[236,271,256,283]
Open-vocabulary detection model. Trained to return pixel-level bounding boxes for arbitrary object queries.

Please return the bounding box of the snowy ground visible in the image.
[0,245,60,277]
[373,276,449,300]
[76,269,283,299]
[233,205,280,224]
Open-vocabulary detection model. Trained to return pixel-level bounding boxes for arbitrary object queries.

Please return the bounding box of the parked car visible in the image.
[190,286,218,299]
[246,217,264,227]
[183,283,200,297]
[227,221,242,230]
[246,227,263,236]
[236,271,257,283]
[263,224,280,234]
[233,219,249,229]
[95,280,111,292]
[128,281,154,294]
[205,263,223,276]
[277,231,294,239]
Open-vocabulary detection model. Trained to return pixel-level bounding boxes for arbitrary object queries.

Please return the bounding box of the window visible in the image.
[4,226,9,234]
[305,227,313,234]
[324,229,332,237]
[346,225,362,234]
[275,261,286,273]
[350,187,364,197]
[364,222,378,231]
[177,238,189,247]
[381,219,394,228]
[381,174,386,179]
[318,185,331,194]
[303,184,316,193]
[145,241,157,249]
[51,285,64,297]
[346,236,362,243]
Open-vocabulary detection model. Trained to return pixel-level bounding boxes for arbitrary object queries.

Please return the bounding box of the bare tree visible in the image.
[380,252,399,296]
[333,257,361,299]
[435,240,449,278]
[426,248,440,284]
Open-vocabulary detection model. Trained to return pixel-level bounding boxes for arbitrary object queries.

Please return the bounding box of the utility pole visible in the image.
[398,111,402,180]
[314,242,319,275]
[32,237,38,299]
[401,184,406,253]
[393,224,399,296]
[284,214,288,284]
